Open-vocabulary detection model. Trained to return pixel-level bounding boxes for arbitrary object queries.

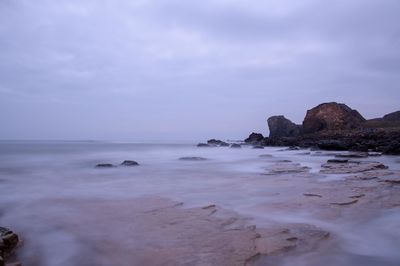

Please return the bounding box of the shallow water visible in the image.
[0,141,399,265]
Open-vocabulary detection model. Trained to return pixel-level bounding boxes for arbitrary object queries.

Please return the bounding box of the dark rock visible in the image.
[245,133,264,144]
[317,140,349,151]
[383,111,400,122]
[207,139,229,147]
[267,116,302,138]
[230,144,242,149]
[303,193,322,198]
[327,159,349,163]
[95,163,115,168]
[197,143,212,147]
[330,200,358,206]
[121,160,139,166]
[303,102,365,134]
[0,227,19,266]
[179,157,207,161]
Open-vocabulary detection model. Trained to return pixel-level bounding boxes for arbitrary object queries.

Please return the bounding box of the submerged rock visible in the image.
[303,102,365,134]
[95,163,115,168]
[335,152,368,158]
[121,160,139,166]
[253,145,264,149]
[230,144,242,148]
[207,139,229,147]
[179,157,207,161]
[197,143,211,147]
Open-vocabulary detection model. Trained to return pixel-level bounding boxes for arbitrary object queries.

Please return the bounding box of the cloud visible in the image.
[0,0,399,140]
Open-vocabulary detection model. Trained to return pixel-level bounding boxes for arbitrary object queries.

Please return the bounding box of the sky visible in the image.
[0,0,399,142]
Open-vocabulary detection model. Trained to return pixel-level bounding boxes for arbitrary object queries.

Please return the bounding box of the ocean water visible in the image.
[0,141,399,265]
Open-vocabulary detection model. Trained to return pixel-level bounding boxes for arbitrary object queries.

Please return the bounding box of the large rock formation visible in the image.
[383,111,400,122]
[302,102,365,134]
[267,116,302,138]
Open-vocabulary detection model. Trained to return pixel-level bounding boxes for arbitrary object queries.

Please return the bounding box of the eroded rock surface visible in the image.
[302,102,365,134]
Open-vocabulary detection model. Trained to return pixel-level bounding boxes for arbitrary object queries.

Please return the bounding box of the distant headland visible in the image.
[244,102,400,155]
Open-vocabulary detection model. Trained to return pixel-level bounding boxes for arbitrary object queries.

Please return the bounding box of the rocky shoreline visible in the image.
[244,102,400,155]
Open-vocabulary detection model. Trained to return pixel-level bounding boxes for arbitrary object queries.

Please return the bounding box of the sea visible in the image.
[0,140,399,266]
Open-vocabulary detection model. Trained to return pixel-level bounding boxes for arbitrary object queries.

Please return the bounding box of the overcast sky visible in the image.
[0,0,399,141]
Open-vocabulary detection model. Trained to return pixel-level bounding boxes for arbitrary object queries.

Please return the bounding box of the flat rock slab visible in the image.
[30,198,259,266]
[321,161,388,174]
[255,224,330,255]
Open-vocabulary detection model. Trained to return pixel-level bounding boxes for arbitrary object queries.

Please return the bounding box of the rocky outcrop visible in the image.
[0,227,19,266]
[383,111,400,122]
[207,139,229,147]
[303,102,365,134]
[244,133,264,144]
[267,116,301,138]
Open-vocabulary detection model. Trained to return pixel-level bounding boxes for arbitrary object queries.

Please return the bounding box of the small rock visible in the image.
[330,200,358,206]
[303,193,322,198]
[121,160,139,166]
[349,194,365,199]
[327,159,349,164]
[95,163,115,168]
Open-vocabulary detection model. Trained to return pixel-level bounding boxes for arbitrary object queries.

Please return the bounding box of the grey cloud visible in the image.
[0,0,399,141]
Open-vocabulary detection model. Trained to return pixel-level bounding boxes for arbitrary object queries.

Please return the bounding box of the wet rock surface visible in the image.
[0,227,19,266]
[35,198,260,266]
[264,163,310,175]
[320,160,388,174]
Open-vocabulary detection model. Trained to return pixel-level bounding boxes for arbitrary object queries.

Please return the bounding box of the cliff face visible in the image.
[302,102,366,134]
